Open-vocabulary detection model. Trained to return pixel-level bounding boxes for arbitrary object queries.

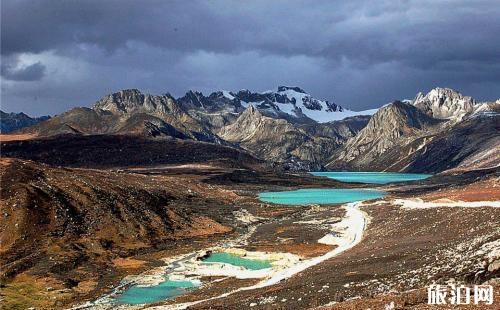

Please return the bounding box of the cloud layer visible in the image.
[1,0,499,115]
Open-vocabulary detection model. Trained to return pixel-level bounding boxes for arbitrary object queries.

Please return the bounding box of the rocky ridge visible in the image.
[328,88,500,172]
[12,87,374,170]
[217,105,372,168]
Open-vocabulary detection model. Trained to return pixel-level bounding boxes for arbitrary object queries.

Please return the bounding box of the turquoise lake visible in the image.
[114,253,271,305]
[203,252,272,270]
[115,279,199,305]
[310,172,431,184]
[258,188,385,205]
[112,172,428,305]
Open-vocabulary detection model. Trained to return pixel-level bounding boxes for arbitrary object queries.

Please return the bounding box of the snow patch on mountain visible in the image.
[277,86,379,122]
[222,90,235,100]
[234,86,377,123]
[467,101,500,119]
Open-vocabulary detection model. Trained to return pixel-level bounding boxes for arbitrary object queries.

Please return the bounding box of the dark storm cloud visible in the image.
[0,0,262,55]
[1,60,46,81]
[1,0,499,115]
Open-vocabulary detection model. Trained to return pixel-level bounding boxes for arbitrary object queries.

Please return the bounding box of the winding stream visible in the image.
[84,172,432,309]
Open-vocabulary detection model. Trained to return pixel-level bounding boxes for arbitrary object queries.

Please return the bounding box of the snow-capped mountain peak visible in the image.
[92,86,379,123]
[231,86,377,123]
[412,87,476,121]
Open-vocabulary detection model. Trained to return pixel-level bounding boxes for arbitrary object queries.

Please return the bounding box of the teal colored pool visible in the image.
[258,188,385,205]
[115,279,199,305]
[203,252,272,270]
[310,172,431,184]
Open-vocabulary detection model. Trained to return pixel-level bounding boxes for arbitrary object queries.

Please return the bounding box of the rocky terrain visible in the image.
[328,101,444,170]
[20,90,223,144]
[0,157,233,309]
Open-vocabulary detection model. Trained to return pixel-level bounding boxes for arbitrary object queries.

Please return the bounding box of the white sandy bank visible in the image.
[394,198,500,209]
[147,201,369,310]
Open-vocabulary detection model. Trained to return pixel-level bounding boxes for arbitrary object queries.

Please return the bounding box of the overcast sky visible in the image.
[1,0,500,116]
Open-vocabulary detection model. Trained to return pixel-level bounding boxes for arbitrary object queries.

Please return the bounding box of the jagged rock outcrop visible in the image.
[177,90,244,131]
[93,89,219,138]
[412,87,476,121]
[0,111,50,133]
[177,90,243,113]
[22,89,224,143]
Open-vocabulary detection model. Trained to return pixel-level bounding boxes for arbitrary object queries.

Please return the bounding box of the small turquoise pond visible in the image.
[310,172,431,184]
[115,279,198,305]
[203,252,272,270]
[258,188,385,205]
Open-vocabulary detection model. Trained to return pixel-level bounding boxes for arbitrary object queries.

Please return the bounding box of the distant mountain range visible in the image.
[2,86,498,173]
[0,111,50,133]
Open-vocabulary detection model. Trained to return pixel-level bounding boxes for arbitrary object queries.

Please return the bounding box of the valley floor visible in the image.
[186,178,499,309]
[1,159,499,310]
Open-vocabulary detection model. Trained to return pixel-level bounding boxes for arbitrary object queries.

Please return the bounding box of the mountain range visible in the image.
[2,86,499,173]
[329,90,499,172]
[0,111,50,133]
